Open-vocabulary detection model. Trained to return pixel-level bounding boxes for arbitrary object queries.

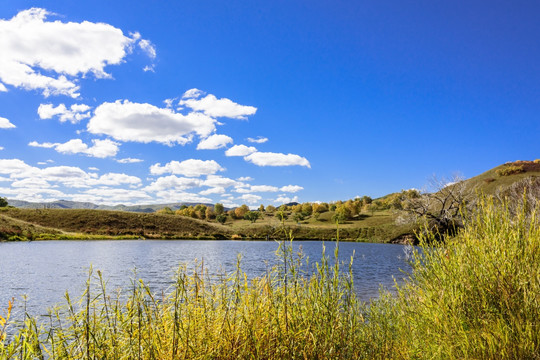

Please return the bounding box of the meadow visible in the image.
[1,197,538,359]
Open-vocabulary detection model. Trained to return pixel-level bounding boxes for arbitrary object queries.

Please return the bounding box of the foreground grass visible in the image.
[1,198,539,359]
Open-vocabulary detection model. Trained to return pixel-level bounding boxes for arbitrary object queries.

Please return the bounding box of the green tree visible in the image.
[0,197,7,207]
[216,214,227,225]
[258,204,265,212]
[275,211,288,221]
[214,203,224,215]
[293,212,305,222]
[266,205,276,213]
[243,211,260,223]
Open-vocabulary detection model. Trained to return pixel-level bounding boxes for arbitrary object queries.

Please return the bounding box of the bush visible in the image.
[496,164,525,176]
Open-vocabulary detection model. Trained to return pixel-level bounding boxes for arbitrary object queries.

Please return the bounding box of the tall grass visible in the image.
[0,198,539,359]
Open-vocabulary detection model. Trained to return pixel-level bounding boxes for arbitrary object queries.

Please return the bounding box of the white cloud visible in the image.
[78,188,152,205]
[0,147,4,151]
[202,175,239,188]
[38,103,91,123]
[145,175,202,192]
[153,190,212,204]
[280,185,304,193]
[88,167,99,171]
[29,139,120,158]
[247,136,268,144]
[150,159,224,177]
[237,176,253,182]
[116,158,143,164]
[199,187,226,195]
[225,144,257,156]
[88,100,216,145]
[0,8,151,97]
[89,173,142,187]
[274,195,299,204]
[240,194,262,204]
[244,152,311,168]
[179,88,257,119]
[235,185,279,193]
[0,117,16,129]
[138,39,156,59]
[197,134,233,150]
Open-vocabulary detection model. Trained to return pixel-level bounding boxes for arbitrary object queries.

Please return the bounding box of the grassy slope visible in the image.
[0,208,232,240]
[461,160,540,195]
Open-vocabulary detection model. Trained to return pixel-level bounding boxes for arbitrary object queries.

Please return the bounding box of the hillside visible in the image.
[460,160,540,195]
[0,208,232,240]
[1,161,538,242]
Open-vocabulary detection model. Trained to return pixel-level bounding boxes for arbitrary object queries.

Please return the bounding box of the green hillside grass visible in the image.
[0,208,232,240]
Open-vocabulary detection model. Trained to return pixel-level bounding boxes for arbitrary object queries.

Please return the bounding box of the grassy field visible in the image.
[1,198,538,359]
[0,206,414,242]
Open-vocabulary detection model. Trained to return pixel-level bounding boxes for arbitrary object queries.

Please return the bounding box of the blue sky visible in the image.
[0,1,538,207]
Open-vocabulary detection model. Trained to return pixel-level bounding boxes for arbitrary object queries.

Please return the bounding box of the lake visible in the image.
[0,240,413,316]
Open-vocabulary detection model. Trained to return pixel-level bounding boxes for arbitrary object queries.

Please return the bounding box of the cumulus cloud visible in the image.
[274,195,299,204]
[202,175,240,189]
[235,185,279,193]
[29,139,120,158]
[150,159,224,177]
[225,144,257,156]
[240,194,262,204]
[199,187,226,195]
[237,176,253,181]
[145,175,202,192]
[0,8,152,97]
[38,103,91,123]
[88,100,216,145]
[153,191,212,204]
[116,158,144,164]
[89,173,142,187]
[197,134,233,150]
[244,152,311,168]
[179,88,257,119]
[0,117,16,129]
[247,136,268,144]
[280,185,304,193]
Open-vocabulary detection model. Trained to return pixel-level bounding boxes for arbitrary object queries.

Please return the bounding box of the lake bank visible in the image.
[0,207,416,243]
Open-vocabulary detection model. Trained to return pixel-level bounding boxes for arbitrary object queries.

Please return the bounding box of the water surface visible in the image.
[0,240,413,316]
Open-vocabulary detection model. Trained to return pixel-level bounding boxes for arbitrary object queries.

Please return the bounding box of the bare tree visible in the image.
[401,174,470,238]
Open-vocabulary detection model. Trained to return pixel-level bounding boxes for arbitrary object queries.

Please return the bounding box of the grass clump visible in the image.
[380,197,540,358]
[1,198,539,359]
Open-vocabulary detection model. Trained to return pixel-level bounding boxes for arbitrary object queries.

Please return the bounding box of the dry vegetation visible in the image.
[1,198,538,359]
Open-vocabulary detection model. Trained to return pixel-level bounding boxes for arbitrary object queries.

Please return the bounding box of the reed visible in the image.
[0,198,538,359]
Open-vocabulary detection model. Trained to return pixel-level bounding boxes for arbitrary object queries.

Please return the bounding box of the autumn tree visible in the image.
[234,204,250,219]
[266,205,276,213]
[205,207,215,220]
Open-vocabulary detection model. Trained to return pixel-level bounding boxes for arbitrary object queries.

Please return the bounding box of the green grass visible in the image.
[1,198,538,359]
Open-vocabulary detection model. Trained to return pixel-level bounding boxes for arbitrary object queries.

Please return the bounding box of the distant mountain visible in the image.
[6,199,215,213]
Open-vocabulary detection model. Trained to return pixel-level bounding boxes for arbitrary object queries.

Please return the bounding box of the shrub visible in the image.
[496,164,525,176]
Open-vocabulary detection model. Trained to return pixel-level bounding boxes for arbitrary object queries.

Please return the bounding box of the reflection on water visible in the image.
[0,240,412,316]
